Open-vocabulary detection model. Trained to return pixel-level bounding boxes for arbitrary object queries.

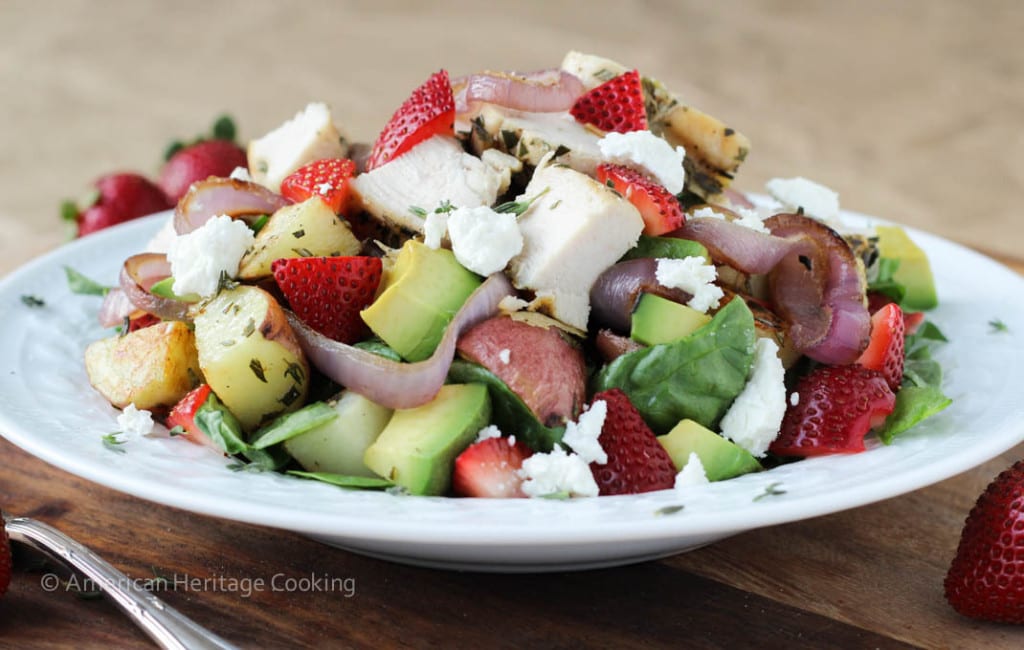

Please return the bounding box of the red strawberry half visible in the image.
[856,302,905,390]
[166,384,214,447]
[770,365,896,457]
[452,437,533,498]
[366,70,454,171]
[272,256,382,343]
[589,388,676,495]
[596,163,684,236]
[570,69,648,133]
[945,459,1024,623]
[159,139,248,203]
[66,173,174,237]
[280,158,356,215]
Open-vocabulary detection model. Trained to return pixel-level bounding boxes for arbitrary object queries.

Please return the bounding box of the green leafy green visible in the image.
[621,236,708,262]
[868,258,906,304]
[989,318,1009,333]
[287,471,393,490]
[148,277,199,302]
[593,298,756,433]
[193,394,250,455]
[249,402,337,450]
[877,320,952,443]
[447,359,565,452]
[354,338,403,362]
[64,266,110,296]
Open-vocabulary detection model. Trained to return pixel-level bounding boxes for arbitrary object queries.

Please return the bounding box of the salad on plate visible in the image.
[78,50,952,500]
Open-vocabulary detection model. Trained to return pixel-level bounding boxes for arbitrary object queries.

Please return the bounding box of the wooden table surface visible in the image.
[2,1,1023,647]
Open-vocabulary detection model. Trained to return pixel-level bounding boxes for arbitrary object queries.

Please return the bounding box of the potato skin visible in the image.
[85,321,202,410]
[192,285,310,430]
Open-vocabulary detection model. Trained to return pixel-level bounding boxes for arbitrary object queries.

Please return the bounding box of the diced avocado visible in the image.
[283,391,394,477]
[360,240,481,361]
[362,384,491,495]
[875,225,938,310]
[622,235,708,262]
[630,293,712,345]
[658,419,761,481]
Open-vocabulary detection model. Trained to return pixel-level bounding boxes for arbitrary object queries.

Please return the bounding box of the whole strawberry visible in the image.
[589,388,676,495]
[63,172,173,237]
[945,460,1024,623]
[160,139,247,203]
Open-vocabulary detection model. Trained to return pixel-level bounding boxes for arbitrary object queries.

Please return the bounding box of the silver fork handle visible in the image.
[5,516,237,650]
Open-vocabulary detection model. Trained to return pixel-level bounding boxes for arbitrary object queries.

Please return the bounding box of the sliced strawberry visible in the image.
[366,70,454,171]
[904,310,925,335]
[166,383,214,446]
[452,437,533,498]
[272,256,382,343]
[945,459,1024,623]
[770,365,896,457]
[596,163,684,235]
[159,139,248,203]
[280,158,356,215]
[570,69,648,133]
[589,388,676,495]
[856,302,905,391]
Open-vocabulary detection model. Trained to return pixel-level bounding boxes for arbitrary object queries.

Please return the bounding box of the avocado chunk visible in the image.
[630,293,712,345]
[360,240,482,361]
[875,225,938,310]
[658,419,761,481]
[283,391,394,478]
[362,384,491,495]
[622,235,708,262]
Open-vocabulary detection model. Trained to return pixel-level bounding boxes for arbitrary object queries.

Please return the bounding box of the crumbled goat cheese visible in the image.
[519,447,599,498]
[765,176,839,222]
[475,425,503,442]
[448,205,523,276]
[498,295,530,313]
[229,166,253,182]
[422,209,449,250]
[560,399,608,465]
[719,338,787,457]
[690,206,768,234]
[167,215,255,298]
[655,256,724,313]
[498,349,511,365]
[598,131,687,194]
[674,452,710,491]
[116,404,154,440]
[790,391,800,407]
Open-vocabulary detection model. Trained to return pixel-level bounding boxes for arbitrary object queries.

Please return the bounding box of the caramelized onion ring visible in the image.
[454,69,585,115]
[119,253,189,321]
[174,178,290,234]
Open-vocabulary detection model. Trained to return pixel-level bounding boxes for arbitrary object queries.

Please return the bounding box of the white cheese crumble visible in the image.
[447,205,524,276]
[790,391,800,407]
[518,447,599,498]
[498,295,530,314]
[229,166,253,182]
[422,210,449,250]
[498,348,511,365]
[719,338,787,457]
[598,130,687,194]
[674,452,710,491]
[690,206,768,234]
[167,215,255,298]
[655,256,724,313]
[475,425,503,442]
[116,404,154,440]
[765,176,839,222]
[560,399,608,465]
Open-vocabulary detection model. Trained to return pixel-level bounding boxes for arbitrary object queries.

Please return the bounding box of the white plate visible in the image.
[1,210,1022,572]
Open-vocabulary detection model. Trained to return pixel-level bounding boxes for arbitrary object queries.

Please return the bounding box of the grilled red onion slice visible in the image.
[287,273,515,409]
[119,253,189,321]
[765,213,870,364]
[97,287,137,328]
[677,217,807,275]
[590,258,692,333]
[174,178,290,234]
[454,69,585,115]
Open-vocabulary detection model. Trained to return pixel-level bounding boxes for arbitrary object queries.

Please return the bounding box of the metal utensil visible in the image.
[4,513,237,650]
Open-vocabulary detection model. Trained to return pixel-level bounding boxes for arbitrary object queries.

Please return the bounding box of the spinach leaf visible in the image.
[287,471,393,490]
[868,257,906,303]
[194,393,290,470]
[621,236,708,262]
[447,359,564,452]
[594,298,756,433]
[878,320,952,443]
[249,401,337,450]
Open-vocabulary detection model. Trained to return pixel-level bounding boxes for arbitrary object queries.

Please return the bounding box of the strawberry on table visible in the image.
[570,69,648,133]
[272,256,383,344]
[770,365,896,457]
[596,163,684,236]
[589,388,676,495]
[856,302,905,391]
[159,139,248,203]
[63,173,174,237]
[452,437,533,498]
[945,459,1024,623]
[366,70,455,171]
[280,158,356,215]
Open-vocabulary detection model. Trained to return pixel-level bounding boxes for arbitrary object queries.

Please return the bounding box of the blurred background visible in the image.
[1,0,1020,270]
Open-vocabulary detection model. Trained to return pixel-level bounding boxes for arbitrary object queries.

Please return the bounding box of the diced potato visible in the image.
[237,197,360,280]
[192,285,310,430]
[85,321,202,410]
